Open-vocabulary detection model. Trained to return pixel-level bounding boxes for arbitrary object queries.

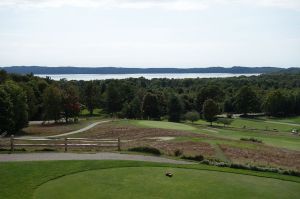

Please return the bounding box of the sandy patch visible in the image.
[148,137,175,141]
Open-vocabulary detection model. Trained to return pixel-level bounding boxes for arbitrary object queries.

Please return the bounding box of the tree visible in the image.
[84,81,99,115]
[295,91,300,115]
[106,82,123,114]
[0,87,14,134]
[122,96,142,119]
[62,84,81,123]
[195,85,224,113]
[0,69,8,84]
[264,90,287,116]
[3,81,28,132]
[185,111,200,123]
[142,93,160,120]
[43,85,62,122]
[167,94,183,122]
[234,86,259,115]
[203,99,219,126]
[22,84,38,120]
[223,97,235,113]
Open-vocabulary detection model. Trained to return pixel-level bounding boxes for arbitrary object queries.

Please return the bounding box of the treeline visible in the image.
[0,69,300,134]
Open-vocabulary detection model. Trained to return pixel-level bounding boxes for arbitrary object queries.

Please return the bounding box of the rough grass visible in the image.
[1,160,300,199]
[119,118,300,151]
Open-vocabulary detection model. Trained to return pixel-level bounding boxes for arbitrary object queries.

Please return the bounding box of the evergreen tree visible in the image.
[235,86,260,115]
[167,94,183,122]
[106,82,122,114]
[84,81,99,115]
[142,93,160,120]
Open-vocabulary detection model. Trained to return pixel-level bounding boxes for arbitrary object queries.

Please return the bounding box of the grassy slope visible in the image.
[127,120,197,131]
[35,167,300,199]
[195,117,300,132]
[268,116,300,124]
[123,119,300,151]
[198,128,300,151]
[1,160,300,199]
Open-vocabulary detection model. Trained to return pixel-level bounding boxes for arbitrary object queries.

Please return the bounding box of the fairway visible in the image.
[34,167,300,199]
[135,120,197,131]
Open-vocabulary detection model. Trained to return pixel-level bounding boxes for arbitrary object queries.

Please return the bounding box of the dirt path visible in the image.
[20,120,111,139]
[48,120,111,138]
[0,152,194,164]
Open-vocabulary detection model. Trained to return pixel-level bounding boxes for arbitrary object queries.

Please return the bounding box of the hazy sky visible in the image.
[0,0,300,67]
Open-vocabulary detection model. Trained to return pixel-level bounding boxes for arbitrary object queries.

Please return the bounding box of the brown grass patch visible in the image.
[220,144,300,171]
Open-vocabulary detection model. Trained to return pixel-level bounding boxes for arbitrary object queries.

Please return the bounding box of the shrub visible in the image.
[240,137,263,143]
[185,111,200,123]
[217,118,233,127]
[199,160,300,177]
[226,113,233,118]
[174,149,183,157]
[182,154,204,162]
[128,146,161,155]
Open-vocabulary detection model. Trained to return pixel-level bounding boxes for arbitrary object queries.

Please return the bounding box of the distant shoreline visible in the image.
[1,66,292,75]
[35,73,260,80]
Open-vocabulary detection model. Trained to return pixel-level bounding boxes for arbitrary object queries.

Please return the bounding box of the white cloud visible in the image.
[0,0,299,11]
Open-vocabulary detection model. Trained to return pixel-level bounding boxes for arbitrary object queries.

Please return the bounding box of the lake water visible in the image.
[35,73,260,81]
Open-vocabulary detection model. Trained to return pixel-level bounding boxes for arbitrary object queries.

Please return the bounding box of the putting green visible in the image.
[34,167,300,199]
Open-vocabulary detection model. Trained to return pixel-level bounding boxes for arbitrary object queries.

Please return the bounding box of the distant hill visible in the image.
[276,67,300,74]
[0,66,289,74]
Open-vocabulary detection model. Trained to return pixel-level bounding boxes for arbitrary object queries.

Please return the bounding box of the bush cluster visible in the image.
[174,149,183,157]
[240,137,263,143]
[128,146,161,155]
[181,155,204,162]
[200,159,300,177]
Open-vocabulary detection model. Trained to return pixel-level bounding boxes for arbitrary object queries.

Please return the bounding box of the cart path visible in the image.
[264,121,300,127]
[20,120,111,139]
[0,152,194,164]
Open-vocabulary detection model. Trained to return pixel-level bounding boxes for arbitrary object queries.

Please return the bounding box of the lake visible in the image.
[35,73,260,81]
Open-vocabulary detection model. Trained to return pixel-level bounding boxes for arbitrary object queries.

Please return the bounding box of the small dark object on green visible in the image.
[165,172,173,177]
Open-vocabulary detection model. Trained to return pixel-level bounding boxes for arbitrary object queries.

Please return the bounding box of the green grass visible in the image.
[1,160,300,199]
[267,116,300,124]
[191,118,300,151]
[34,167,300,199]
[80,108,103,116]
[122,120,197,131]
[201,128,300,151]
[195,117,299,132]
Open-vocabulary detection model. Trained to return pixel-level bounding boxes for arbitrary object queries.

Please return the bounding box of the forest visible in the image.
[0,69,300,134]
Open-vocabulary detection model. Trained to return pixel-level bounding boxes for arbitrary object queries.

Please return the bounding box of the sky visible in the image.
[0,0,300,68]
